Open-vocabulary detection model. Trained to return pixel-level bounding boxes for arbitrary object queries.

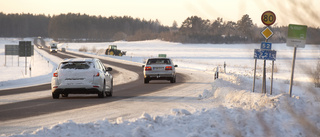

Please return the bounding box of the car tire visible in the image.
[170,77,176,83]
[98,83,106,98]
[106,80,113,97]
[144,78,149,84]
[52,93,59,99]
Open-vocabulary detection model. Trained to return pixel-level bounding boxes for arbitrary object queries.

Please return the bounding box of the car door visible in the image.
[93,60,104,89]
[98,60,112,88]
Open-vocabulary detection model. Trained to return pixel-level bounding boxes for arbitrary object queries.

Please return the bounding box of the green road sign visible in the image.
[287,24,307,48]
[158,54,167,58]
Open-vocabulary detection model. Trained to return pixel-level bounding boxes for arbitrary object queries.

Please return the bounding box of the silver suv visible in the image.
[51,58,113,99]
[142,58,178,83]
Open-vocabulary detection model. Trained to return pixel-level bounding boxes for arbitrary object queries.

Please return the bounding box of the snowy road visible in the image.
[0,40,214,135]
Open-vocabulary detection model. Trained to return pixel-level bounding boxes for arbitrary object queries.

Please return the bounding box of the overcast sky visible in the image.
[1,0,319,27]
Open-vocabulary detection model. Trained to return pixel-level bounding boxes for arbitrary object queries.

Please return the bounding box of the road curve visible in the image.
[0,38,188,122]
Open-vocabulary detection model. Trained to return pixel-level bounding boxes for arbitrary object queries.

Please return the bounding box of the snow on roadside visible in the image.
[5,73,320,137]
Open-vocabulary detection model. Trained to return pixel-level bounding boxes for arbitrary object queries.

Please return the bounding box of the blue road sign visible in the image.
[261,42,272,50]
[254,49,276,60]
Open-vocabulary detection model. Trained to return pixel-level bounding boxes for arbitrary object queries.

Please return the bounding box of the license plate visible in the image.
[66,82,83,85]
[153,67,163,70]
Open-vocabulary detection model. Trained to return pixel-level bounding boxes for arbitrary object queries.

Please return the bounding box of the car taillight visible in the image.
[165,66,172,70]
[53,72,58,77]
[94,72,100,77]
[145,66,152,71]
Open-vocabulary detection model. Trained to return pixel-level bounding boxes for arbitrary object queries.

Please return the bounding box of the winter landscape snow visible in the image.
[0,38,319,137]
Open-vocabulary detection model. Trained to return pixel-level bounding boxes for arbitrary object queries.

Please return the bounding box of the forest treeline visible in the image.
[1,12,320,44]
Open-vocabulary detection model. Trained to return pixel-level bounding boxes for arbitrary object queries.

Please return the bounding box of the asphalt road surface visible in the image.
[0,38,188,122]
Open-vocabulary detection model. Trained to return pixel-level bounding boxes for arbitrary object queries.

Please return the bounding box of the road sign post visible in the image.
[253,11,277,94]
[287,24,307,97]
[4,45,19,66]
[19,41,33,75]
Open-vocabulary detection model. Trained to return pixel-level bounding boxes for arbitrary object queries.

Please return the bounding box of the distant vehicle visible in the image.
[50,43,58,53]
[105,45,126,56]
[142,58,178,83]
[51,58,113,99]
[60,47,66,52]
[37,45,43,49]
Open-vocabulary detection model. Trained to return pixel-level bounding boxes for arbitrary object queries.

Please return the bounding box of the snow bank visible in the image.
[5,73,320,137]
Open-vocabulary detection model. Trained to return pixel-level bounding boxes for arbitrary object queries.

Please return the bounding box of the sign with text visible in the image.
[261,11,276,26]
[261,42,272,50]
[5,45,19,55]
[254,49,277,61]
[287,24,307,48]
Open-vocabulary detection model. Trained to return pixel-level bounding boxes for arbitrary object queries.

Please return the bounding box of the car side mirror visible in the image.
[142,65,145,68]
[174,65,178,67]
[106,67,112,71]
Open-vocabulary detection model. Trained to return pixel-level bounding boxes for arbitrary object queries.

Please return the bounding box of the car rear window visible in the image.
[147,59,171,65]
[60,62,92,69]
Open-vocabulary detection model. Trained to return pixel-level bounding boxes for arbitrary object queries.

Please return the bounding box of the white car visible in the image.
[142,58,178,83]
[50,43,58,53]
[51,58,113,99]
[50,46,58,53]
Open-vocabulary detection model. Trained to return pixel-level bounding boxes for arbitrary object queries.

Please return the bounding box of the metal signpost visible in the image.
[287,24,307,97]
[19,41,34,75]
[4,41,34,75]
[253,11,277,94]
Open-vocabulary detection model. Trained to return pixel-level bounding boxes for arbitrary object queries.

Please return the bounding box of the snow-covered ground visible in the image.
[0,38,320,137]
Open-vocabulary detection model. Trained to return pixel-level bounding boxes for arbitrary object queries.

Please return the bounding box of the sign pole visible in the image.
[270,60,274,95]
[262,60,266,93]
[25,42,27,75]
[253,59,257,92]
[262,39,268,94]
[286,24,307,97]
[289,47,297,97]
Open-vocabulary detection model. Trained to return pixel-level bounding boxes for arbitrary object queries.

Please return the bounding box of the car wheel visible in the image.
[52,93,59,99]
[170,77,176,83]
[144,78,149,84]
[98,83,106,98]
[106,80,113,97]
[61,94,69,97]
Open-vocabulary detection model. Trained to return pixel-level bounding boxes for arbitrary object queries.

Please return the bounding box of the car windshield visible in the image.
[147,59,171,65]
[60,62,91,69]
